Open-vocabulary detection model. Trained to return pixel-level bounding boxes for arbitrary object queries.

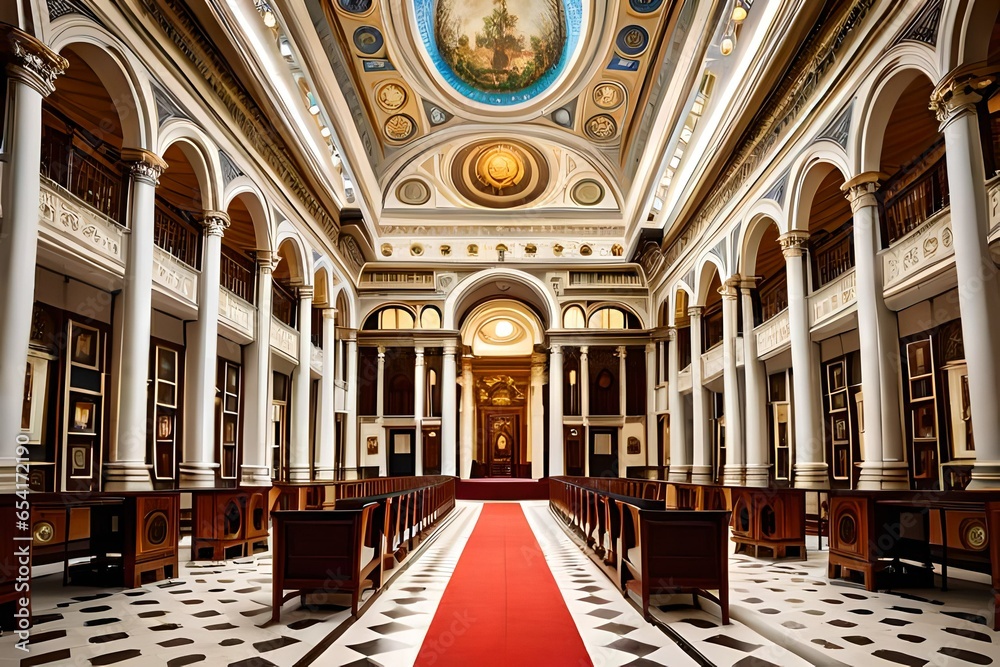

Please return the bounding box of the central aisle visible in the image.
[414,503,592,667]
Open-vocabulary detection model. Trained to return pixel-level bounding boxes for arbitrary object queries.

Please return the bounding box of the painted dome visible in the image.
[414,0,582,106]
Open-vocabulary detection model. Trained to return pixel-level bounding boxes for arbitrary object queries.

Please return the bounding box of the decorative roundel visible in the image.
[338,0,372,14]
[580,244,593,256]
[353,26,384,55]
[410,243,424,256]
[960,518,988,551]
[837,511,858,546]
[629,0,664,13]
[397,179,431,205]
[616,25,649,57]
[571,179,605,206]
[585,114,618,140]
[451,140,550,209]
[145,511,168,546]
[33,520,55,544]
[384,114,416,142]
[375,81,407,112]
[593,82,626,110]
[380,243,393,256]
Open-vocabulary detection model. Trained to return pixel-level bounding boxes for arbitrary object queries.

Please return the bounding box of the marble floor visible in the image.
[2,501,997,667]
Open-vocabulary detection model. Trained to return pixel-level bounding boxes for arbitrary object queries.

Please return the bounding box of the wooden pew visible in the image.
[271,503,379,620]
[618,501,731,623]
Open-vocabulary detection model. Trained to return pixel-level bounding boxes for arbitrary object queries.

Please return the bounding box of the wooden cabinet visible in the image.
[192,489,269,560]
[730,488,806,559]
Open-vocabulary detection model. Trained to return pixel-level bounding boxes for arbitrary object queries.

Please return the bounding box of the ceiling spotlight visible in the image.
[720,35,735,55]
[731,0,748,23]
[262,10,276,27]
[320,125,331,137]
[307,93,320,115]
[279,39,293,58]
[495,319,514,338]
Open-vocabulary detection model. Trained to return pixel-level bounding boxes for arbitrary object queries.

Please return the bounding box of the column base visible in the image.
[667,465,691,482]
[104,461,153,491]
[743,464,770,487]
[239,465,272,487]
[690,465,713,484]
[856,461,910,490]
[793,462,829,489]
[722,464,746,487]
[967,461,1000,490]
[313,467,336,481]
[179,462,220,489]
[287,466,312,483]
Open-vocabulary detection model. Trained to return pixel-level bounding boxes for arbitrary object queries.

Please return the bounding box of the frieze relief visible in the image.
[152,247,197,303]
[882,212,954,290]
[755,310,791,357]
[811,269,857,327]
[218,287,255,338]
[270,317,299,361]
[38,182,124,265]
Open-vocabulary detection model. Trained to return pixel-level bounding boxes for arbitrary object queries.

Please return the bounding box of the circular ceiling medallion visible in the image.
[375,81,407,111]
[571,179,605,206]
[353,26,383,55]
[414,0,584,107]
[616,25,649,57]
[593,82,626,110]
[451,140,549,209]
[338,0,373,14]
[397,179,431,205]
[629,0,664,14]
[384,114,416,142]
[585,114,618,140]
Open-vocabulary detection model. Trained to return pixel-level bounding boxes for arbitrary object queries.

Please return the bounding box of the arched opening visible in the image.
[156,142,207,269]
[804,168,854,290]
[221,195,264,304]
[748,221,787,325]
[674,288,692,369]
[874,75,946,245]
[982,10,1000,170]
[273,239,304,327]
[700,268,723,352]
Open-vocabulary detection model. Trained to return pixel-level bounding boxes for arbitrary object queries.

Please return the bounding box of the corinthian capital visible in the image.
[122,148,168,186]
[201,211,231,237]
[0,25,67,96]
[779,230,810,258]
[929,65,995,127]
[841,171,882,212]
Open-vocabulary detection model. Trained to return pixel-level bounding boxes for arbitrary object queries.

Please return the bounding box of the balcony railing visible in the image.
[812,221,854,288]
[702,305,724,351]
[154,200,201,268]
[758,274,788,324]
[40,109,126,224]
[881,140,949,245]
[272,280,297,328]
[221,245,255,303]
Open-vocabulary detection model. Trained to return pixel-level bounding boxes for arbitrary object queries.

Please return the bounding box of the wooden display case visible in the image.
[191,489,269,560]
[730,488,806,559]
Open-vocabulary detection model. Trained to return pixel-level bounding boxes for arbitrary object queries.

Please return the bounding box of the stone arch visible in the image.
[222,177,274,251]
[669,283,693,326]
[939,0,1000,72]
[786,145,852,233]
[740,210,785,277]
[693,253,727,306]
[274,223,312,286]
[157,120,222,212]
[443,268,560,331]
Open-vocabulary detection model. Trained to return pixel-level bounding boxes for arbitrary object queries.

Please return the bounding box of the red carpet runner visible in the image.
[414,503,593,667]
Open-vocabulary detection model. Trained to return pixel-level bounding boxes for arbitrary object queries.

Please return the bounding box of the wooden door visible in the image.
[564,426,584,477]
[387,428,416,477]
[589,427,619,478]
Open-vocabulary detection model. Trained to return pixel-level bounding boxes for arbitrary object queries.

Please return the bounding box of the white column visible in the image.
[344,337,359,478]
[780,231,828,488]
[179,212,229,488]
[288,285,313,482]
[0,29,66,492]
[741,282,769,487]
[241,252,274,486]
[645,343,657,470]
[721,279,745,485]
[413,347,425,476]
[314,307,337,480]
[667,327,690,481]
[931,76,1000,488]
[844,174,908,489]
[104,152,164,491]
[617,346,628,477]
[689,307,712,483]
[460,355,475,479]
[441,345,458,476]
[548,344,565,476]
[376,345,386,419]
[530,352,546,479]
[580,346,590,420]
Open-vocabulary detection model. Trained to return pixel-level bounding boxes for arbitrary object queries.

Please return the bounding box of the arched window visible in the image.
[562,305,586,329]
[588,306,638,329]
[420,306,441,329]
[363,306,415,330]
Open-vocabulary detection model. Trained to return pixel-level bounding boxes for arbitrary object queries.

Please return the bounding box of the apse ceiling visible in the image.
[296,0,728,261]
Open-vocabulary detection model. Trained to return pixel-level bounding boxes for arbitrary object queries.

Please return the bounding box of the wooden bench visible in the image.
[271,503,380,620]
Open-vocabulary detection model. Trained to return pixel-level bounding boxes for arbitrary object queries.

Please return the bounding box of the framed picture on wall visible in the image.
[366,436,378,455]
[70,325,99,369]
[70,401,96,434]
[69,444,92,478]
[627,436,641,455]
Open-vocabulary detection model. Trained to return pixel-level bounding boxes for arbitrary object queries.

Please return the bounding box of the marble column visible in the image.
[104,152,165,491]
[843,174,908,489]
[0,28,66,492]
[344,337,359,478]
[548,344,565,476]
[441,345,458,476]
[780,230,828,488]
[689,307,712,483]
[645,343,657,469]
[413,347,425,476]
[314,307,337,480]
[932,74,1000,488]
[721,278,745,486]
[580,346,590,420]
[667,327,690,481]
[530,352,547,479]
[460,355,475,479]
[376,345,386,419]
[240,251,275,486]
[741,281,769,487]
[288,285,313,482]
[180,212,229,488]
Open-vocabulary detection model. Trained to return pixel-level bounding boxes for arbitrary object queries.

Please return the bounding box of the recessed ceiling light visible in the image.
[495,320,514,338]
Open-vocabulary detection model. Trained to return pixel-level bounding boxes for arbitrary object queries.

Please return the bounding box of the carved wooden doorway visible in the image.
[475,369,530,478]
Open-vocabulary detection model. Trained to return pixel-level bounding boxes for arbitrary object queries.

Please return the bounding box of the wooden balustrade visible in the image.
[153,200,201,268]
[702,304,724,351]
[221,245,255,302]
[272,280,297,327]
[811,221,854,288]
[881,140,949,244]
[758,274,788,323]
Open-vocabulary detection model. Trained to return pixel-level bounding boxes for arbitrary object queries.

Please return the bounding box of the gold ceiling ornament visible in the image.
[396,178,431,205]
[384,114,416,141]
[593,82,626,110]
[585,114,618,140]
[440,244,452,256]
[451,139,549,209]
[477,375,526,406]
[475,145,525,191]
[375,81,408,112]
[380,243,393,256]
[571,179,605,206]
